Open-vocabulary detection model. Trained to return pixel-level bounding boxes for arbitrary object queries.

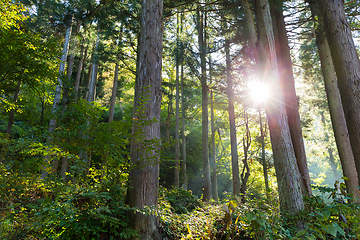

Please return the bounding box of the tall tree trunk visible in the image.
[87,32,100,103]
[240,108,251,201]
[84,63,93,100]
[259,109,269,195]
[108,63,119,123]
[174,11,180,188]
[309,0,360,200]
[42,19,72,179]
[48,20,73,134]
[255,0,304,216]
[74,43,87,93]
[272,2,312,195]
[319,0,360,184]
[125,0,163,238]
[197,10,211,201]
[210,60,218,201]
[181,62,187,190]
[225,39,241,197]
[6,78,22,135]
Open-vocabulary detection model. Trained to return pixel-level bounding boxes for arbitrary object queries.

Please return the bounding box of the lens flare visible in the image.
[249,82,270,105]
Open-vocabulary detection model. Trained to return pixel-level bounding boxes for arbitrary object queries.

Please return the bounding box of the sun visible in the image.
[249,81,270,105]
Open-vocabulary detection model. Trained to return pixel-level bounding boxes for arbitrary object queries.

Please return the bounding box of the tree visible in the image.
[272,1,311,195]
[255,0,304,217]
[319,0,360,184]
[196,9,212,201]
[309,0,360,201]
[225,29,241,197]
[125,0,163,238]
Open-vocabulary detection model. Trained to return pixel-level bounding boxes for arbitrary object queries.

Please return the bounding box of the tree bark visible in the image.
[125,0,163,238]
[225,39,241,197]
[240,0,258,62]
[272,3,312,195]
[86,32,99,103]
[74,43,87,94]
[108,63,119,123]
[259,109,269,195]
[255,0,304,216]
[240,109,251,201]
[210,60,218,201]
[181,62,187,190]
[42,19,72,179]
[174,11,180,189]
[197,10,211,201]
[319,0,360,185]
[309,0,360,201]
[48,20,72,134]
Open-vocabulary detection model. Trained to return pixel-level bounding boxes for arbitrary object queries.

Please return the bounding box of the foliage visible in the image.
[293,185,360,240]
[0,164,137,239]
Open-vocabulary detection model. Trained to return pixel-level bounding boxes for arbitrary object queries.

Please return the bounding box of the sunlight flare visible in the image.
[249,81,270,105]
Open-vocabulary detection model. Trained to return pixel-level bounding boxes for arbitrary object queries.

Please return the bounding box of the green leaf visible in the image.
[333,223,345,236]
[306,234,316,240]
[256,218,266,226]
[296,229,306,237]
[246,213,257,221]
[324,224,337,237]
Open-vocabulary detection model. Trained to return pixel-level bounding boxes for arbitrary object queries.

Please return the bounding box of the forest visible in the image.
[1,0,360,239]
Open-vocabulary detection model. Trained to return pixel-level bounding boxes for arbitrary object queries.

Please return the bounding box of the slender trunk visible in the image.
[165,95,172,141]
[74,43,86,93]
[125,0,163,238]
[87,32,100,103]
[272,3,311,195]
[259,110,269,194]
[240,108,251,201]
[197,10,211,201]
[210,60,218,201]
[67,24,81,81]
[319,0,360,184]
[108,63,119,123]
[309,0,360,201]
[6,79,22,135]
[255,0,304,216]
[84,63,93,100]
[48,20,73,134]
[42,19,72,179]
[67,40,76,80]
[225,39,240,197]
[79,46,89,96]
[181,62,187,190]
[174,11,180,189]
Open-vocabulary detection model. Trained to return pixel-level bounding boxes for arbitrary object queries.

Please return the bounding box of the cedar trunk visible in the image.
[309,0,360,200]
[272,4,311,195]
[319,0,360,184]
[174,12,180,188]
[108,63,119,123]
[197,10,211,201]
[255,0,304,216]
[225,40,240,196]
[125,0,163,239]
